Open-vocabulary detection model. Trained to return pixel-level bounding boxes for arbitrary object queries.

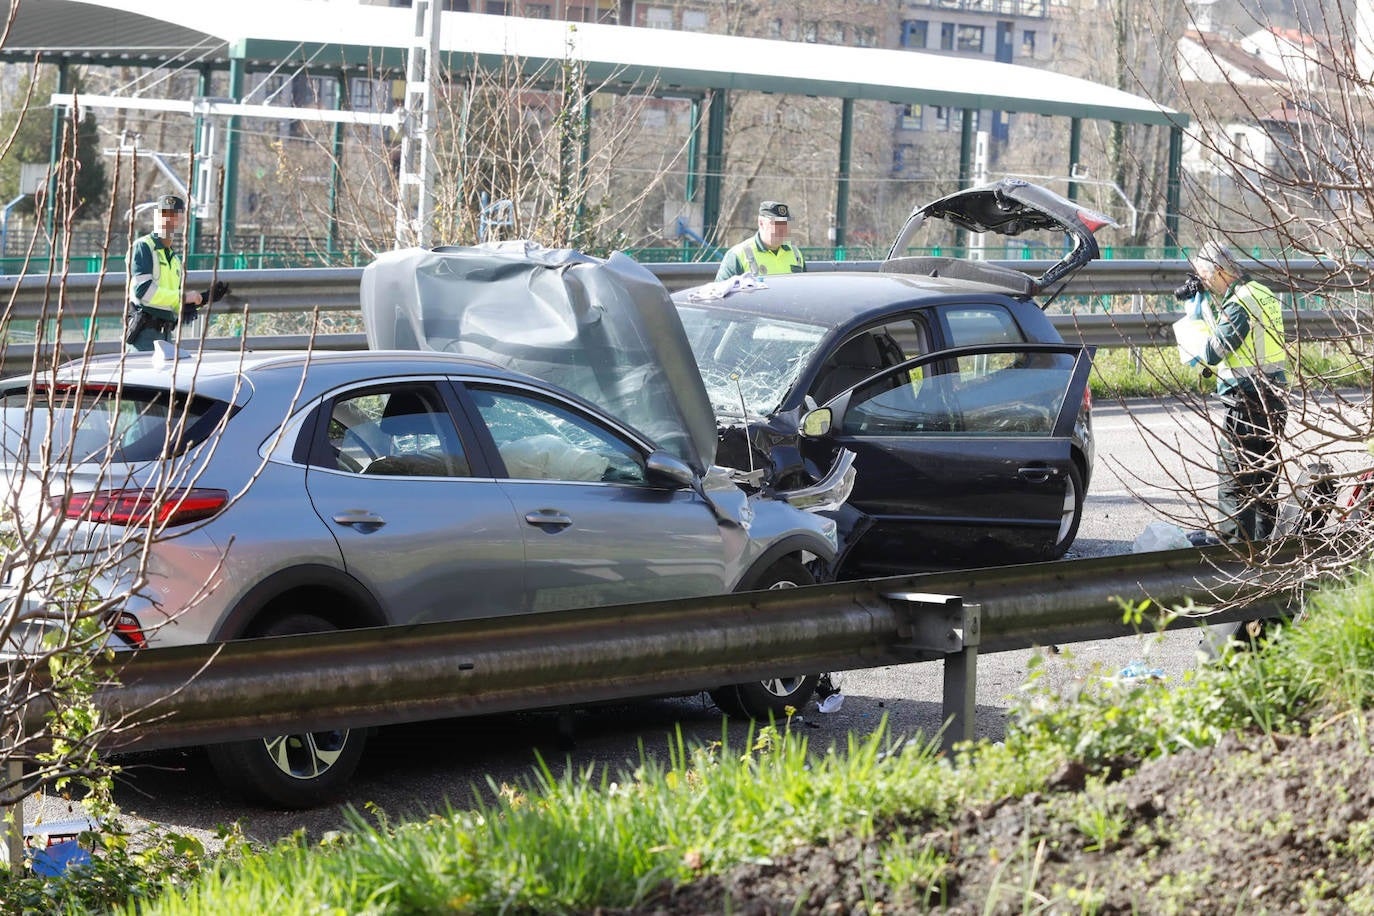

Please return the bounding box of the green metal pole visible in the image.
[1166,124,1183,256]
[576,92,592,241]
[956,109,974,251]
[1067,117,1082,202]
[834,97,853,254]
[218,57,245,269]
[703,88,726,246]
[686,97,701,203]
[45,62,72,255]
[329,71,346,261]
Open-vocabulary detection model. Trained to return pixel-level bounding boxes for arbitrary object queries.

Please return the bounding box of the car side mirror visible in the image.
[645,450,697,489]
[801,407,833,438]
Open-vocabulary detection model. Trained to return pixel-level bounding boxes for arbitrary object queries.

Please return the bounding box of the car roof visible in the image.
[14,349,522,400]
[673,271,1027,329]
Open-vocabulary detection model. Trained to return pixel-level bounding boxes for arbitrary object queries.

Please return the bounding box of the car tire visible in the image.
[1044,463,1085,559]
[205,613,368,809]
[710,559,820,719]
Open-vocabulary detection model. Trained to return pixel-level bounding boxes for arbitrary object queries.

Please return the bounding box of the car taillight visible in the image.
[111,613,147,649]
[1082,385,1092,412]
[52,488,229,528]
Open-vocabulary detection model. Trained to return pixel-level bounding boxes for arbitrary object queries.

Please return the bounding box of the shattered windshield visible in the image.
[676,305,826,418]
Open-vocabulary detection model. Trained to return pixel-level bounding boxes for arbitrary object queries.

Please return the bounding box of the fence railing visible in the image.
[0,259,1364,377]
[0,245,1340,274]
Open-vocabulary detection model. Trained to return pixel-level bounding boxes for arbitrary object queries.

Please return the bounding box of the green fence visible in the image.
[0,244,1314,276]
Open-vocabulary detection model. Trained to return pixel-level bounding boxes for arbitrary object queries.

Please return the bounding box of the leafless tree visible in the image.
[1087,0,1374,600]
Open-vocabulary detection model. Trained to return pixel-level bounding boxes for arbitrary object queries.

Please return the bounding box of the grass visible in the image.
[10,568,1374,914]
[1089,343,1373,400]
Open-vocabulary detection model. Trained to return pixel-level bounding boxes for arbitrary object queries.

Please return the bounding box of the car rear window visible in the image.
[0,385,231,465]
[942,305,1026,347]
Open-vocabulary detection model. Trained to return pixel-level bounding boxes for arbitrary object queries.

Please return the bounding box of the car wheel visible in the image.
[710,559,820,719]
[1044,463,1085,559]
[205,613,368,809]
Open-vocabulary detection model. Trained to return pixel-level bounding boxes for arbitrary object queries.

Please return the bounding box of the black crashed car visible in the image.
[674,179,1110,577]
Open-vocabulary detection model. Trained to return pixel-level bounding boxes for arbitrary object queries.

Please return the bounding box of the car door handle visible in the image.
[332,510,387,530]
[524,510,573,529]
[1017,466,1055,484]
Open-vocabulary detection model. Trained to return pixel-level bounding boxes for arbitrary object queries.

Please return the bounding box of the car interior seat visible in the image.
[364,390,469,477]
[811,334,888,405]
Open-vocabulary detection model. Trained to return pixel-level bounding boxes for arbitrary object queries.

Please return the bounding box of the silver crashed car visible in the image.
[0,344,845,808]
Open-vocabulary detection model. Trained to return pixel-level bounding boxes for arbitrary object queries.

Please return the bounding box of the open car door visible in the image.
[884,178,1116,295]
[803,342,1094,574]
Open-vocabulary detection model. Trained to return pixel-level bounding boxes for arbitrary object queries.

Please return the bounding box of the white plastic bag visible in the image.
[1132,520,1191,553]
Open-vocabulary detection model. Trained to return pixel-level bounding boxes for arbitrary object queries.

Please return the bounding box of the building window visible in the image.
[902,20,928,49]
[899,103,923,130]
[828,22,846,44]
[1021,29,1036,57]
[956,25,984,52]
[802,20,819,42]
[349,78,374,112]
[854,26,877,47]
[682,9,708,31]
[524,2,551,17]
[768,18,784,38]
[940,22,955,50]
[893,143,915,173]
[934,105,951,130]
[485,0,507,13]
[644,6,672,28]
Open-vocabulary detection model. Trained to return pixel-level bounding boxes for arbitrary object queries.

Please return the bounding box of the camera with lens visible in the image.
[1174,273,1205,301]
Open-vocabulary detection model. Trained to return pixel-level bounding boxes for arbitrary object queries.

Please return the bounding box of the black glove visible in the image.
[197,281,230,306]
[181,302,200,323]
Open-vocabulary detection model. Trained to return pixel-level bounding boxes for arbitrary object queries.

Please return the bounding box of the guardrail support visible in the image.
[883,592,981,753]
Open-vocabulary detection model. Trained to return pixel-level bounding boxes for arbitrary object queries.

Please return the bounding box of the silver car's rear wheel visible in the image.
[711,559,820,718]
[206,613,368,809]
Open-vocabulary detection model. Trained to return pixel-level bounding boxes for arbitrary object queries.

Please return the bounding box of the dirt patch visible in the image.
[608,711,1374,914]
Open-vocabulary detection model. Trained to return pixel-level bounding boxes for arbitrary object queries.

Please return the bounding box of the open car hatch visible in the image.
[884,178,1117,296]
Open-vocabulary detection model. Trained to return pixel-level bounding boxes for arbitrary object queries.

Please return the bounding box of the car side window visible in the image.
[941,305,1026,347]
[841,348,1074,437]
[809,318,929,405]
[468,386,647,484]
[321,384,471,477]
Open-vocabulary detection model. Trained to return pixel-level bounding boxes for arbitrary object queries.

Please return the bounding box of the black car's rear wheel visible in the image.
[1045,463,1085,559]
[206,613,368,809]
[711,559,820,718]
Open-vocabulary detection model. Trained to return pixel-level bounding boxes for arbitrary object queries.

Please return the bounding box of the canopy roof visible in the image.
[2,0,1185,126]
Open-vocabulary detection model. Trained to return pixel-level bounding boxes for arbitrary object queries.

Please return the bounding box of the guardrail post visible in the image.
[941,602,980,753]
[882,591,980,754]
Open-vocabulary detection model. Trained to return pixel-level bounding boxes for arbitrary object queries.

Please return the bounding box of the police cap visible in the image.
[759,201,790,221]
[157,194,187,213]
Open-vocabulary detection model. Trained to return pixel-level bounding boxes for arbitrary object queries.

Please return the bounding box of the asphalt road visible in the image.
[25,398,1235,849]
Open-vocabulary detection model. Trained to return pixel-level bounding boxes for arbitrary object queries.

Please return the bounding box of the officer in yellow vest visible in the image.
[126,195,206,351]
[715,200,806,281]
[1189,240,1289,541]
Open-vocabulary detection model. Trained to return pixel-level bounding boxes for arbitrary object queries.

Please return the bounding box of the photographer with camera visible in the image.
[126,195,231,351]
[1183,240,1289,543]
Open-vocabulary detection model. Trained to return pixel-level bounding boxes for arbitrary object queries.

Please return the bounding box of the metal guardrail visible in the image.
[0,260,1364,376]
[70,541,1294,762]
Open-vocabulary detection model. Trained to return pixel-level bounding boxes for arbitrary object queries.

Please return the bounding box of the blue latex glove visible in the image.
[1185,292,1207,320]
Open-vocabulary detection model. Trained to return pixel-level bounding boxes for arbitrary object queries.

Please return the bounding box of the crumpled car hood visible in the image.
[360,242,719,473]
